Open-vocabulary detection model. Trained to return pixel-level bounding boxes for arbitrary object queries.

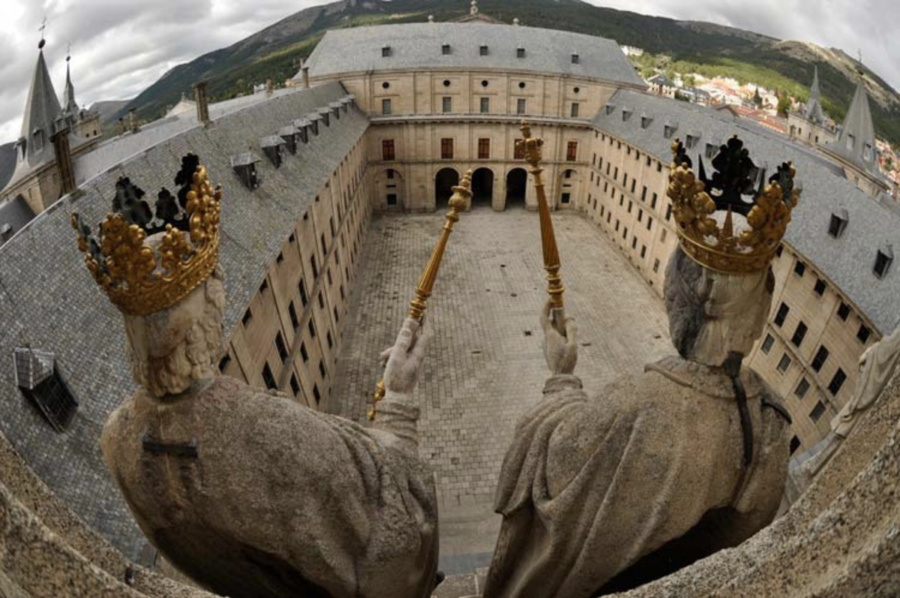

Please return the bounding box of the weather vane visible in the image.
[38,16,47,49]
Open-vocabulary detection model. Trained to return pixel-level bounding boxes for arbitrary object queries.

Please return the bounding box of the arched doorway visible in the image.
[471,168,494,207]
[435,168,459,208]
[506,168,527,209]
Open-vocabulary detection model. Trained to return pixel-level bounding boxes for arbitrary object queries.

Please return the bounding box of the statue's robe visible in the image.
[484,356,789,598]
[101,375,438,598]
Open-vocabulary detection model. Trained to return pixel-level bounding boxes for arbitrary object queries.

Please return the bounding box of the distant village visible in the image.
[620,45,899,196]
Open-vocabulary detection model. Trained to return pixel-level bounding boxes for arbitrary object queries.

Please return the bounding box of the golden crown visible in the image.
[71,154,222,316]
[667,135,799,275]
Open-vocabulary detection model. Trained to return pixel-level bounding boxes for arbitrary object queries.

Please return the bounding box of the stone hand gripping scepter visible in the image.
[369,170,473,421]
[518,121,566,333]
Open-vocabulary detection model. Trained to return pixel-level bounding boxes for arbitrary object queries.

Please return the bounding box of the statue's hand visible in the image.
[541,301,577,375]
[380,317,432,394]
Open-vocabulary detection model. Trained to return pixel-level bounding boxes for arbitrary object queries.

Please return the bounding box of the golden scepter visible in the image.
[518,121,566,331]
[368,170,473,421]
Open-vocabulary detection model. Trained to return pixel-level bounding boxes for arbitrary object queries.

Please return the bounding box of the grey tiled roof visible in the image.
[304,23,645,88]
[0,196,36,246]
[594,89,900,334]
[0,80,369,559]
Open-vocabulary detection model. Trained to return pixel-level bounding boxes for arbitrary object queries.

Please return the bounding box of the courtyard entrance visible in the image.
[435,168,460,208]
[471,168,494,207]
[505,168,527,209]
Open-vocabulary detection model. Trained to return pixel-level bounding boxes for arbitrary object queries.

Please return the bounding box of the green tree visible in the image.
[777,93,791,117]
[683,74,696,87]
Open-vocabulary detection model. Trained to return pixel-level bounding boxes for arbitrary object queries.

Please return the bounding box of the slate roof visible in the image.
[826,78,880,177]
[304,23,645,88]
[594,89,900,334]
[0,196,36,246]
[0,80,369,559]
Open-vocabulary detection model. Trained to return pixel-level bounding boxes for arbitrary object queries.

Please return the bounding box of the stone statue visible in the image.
[72,160,440,598]
[797,326,900,482]
[484,138,798,598]
[483,248,791,598]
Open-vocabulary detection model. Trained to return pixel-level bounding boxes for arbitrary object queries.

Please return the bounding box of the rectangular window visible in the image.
[828,368,847,396]
[774,302,789,327]
[795,378,810,398]
[442,96,452,113]
[290,375,301,396]
[289,301,299,329]
[651,193,658,209]
[811,345,829,372]
[381,45,391,57]
[441,138,454,159]
[794,260,806,277]
[665,205,672,221]
[837,303,850,320]
[313,384,321,404]
[480,45,489,56]
[442,43,451,55]
[308,319,316,338]
[382,139,395,161]
[300,342,309,362]
[777,354,792,373]
[570,103,580,118]
[791,322,808,347]
[857,325,871,344]
[327,331,334,349]
[561,193,571,204]
[646,216,653,231]
[810,401,826,422]
[653,258,660,273]
[517,98,526,114]
[478,138,490,160]
[480,97,490,113]
[566,141,577,162]
[299,279,308,306]
[318,360,327,378]
[262,363,277,390]
[516,47,525,58]
[275,332,289,362]
[814,279,826,296]
[381,99,392,115]
[386,193,397,206]
[761,334,774,354]
[242,308,253,327]
[641,186,647,202]
[218,353,231,372]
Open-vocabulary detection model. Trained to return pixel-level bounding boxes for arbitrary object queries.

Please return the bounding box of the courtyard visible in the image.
[328,207,672,573]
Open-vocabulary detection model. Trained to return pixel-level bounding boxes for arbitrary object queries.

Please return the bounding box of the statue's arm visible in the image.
[540,301,582,397]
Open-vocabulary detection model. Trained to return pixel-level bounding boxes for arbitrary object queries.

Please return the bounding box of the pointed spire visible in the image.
[20,43,63,143]
[804,66,825,124]
[827,75,878,176]
[62,49,78,117]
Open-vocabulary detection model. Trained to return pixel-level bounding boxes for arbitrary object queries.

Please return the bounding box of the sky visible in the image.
[0,0,897,145]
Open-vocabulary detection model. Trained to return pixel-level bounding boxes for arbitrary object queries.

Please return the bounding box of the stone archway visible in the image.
[435,168,460,208]
[471,168,494,207]
[505,168,528,209]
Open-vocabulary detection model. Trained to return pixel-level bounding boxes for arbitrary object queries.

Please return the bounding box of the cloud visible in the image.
[0,0,897,144]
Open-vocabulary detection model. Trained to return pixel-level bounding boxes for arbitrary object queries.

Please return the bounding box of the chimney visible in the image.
[301,60,310,90]
[193,81,210,125]
[266,78,274,96]
[128,108,139,134]
[52,127,76,197]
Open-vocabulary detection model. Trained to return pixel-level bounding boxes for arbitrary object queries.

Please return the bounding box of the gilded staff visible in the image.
[368,170,473,421]
[517,121,565,327]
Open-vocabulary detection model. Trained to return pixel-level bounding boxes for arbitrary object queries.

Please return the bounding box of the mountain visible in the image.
[117,0,900,144]
[89,99,132,127]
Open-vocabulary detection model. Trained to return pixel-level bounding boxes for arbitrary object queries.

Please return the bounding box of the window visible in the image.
[646,216,653,231]
[561,193,571,204]
[810,401,827,422]
[276,252,284,264]
[570,103,580,118]
[874,248,893,279]
[641,186,647,202]
[571,53,580,64]
[837,302,850,321]
[857,325,871,344]
[262,363,277,390]
[218,353,231,372]
[441,138,454,160]
[665,205,672,221]
[777,354,792,373]
[653,258,660,273]
[327,331,334,349]
[795,378,810,399]
[480,97,490,113]
[242,308,253,327]
[381,45,392,57]
[774,302,789,327]
[517,47,525,58]
[290,375,301,396]
[308,319,316,338]
[299,279,308,306]
[386,193,397,206]
[814,279,826,296]
[333,306,340,323]
[829,211,848,238]
[790,436,802,455]
[791,322,808,347]
[828,368,847,396]
[480,45,489,56]
[811,345,829,372]
[651,193,658,209]
[381,99,392,115]
[566,141,577,162]
[300,342,309,362]
[776,245,784,258]
[761,334,775,354]
[382,139,395,161]
[478,138,491,159]
[794,261,806,277]
[289,301,300,329]
[259,279,269,294]
[14,351,78,432]
[517,98,526,115]
[319,360,327,377]
[275,332,289,362]
[442,96,452,113]
[514,139,525,160]
[442,43,451,55]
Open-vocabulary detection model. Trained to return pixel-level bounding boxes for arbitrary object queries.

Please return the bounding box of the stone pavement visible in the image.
[328,207,672,574]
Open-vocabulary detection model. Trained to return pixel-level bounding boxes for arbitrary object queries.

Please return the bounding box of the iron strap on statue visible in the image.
[369,170,473,421]
[518,121,565,332]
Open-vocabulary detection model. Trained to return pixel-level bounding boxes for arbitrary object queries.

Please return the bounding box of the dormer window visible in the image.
[863,143,873,161]
[663,122,677,139]
[622,108,632,122]
[14,348,78,432]
[231,153,262,190]
[686,133,700,149]
[846,133,855,150]
[517,47,526,59]
[280,125,298,154]
[828,209,848,238]
[480,45,489,56]
[442,43,451,55]
[381,45,392,58]
[571,53,580,64]
[15,137,26,160]
[640,115,652,129]
[261,136,285,168]
[605,104,615,115]
[318,108,331,127]
[874,245,893,279]
[32,129,43,152]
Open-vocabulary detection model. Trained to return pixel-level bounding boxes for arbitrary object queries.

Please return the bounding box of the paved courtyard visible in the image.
[328,207,672,574]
